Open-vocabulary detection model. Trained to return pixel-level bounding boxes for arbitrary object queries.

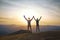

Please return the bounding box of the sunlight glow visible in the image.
[21,8,38,18]
[15,7,49,25]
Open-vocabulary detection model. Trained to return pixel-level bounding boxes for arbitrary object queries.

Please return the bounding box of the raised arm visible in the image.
[31,16,34,21]
[33,16,36,21]
[24,15,27,20]
[39,16,42,21]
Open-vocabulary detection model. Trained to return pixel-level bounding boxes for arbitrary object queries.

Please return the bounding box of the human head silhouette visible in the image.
[37,18,38,20]
[28,17,30,20]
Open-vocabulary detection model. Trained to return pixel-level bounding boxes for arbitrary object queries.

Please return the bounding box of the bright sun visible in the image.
[20,8,38,18]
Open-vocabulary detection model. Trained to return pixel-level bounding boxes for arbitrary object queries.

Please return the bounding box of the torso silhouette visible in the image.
[27,20,31,26]
[36,20,39,26]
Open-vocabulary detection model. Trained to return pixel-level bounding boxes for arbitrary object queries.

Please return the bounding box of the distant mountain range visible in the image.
[0,25,22,36]
[0,25,60,36]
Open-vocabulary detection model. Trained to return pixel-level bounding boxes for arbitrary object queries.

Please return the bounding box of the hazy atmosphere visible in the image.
[0,0,60,25]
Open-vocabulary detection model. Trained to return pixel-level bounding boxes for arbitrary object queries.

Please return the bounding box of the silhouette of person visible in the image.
[33,16,42,32]
[24,15,34,32]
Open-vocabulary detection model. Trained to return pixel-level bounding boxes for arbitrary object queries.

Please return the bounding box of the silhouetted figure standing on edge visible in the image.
[33,16,42,32]
[24,15,34,32]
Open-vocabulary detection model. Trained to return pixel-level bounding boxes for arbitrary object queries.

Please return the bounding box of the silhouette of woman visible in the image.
[33,16,42,32]
[24,15,34,32]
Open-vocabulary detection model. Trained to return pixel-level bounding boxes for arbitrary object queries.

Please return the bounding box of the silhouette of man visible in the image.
[24,15,34,32]
[33,16,42,32]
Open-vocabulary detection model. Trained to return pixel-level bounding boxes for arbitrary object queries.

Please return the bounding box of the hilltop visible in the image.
[0,31,60,40]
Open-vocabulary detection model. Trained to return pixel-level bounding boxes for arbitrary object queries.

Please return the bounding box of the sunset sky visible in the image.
[0,0,60,25]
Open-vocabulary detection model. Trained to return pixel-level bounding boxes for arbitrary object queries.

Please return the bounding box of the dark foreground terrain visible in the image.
[0,31,60,40]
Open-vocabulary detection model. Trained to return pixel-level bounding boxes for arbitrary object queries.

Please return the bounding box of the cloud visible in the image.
[0,17,11,20]
[0,0,60,18]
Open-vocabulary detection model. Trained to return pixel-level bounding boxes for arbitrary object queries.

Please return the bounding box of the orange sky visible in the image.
[0,16,60,26]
